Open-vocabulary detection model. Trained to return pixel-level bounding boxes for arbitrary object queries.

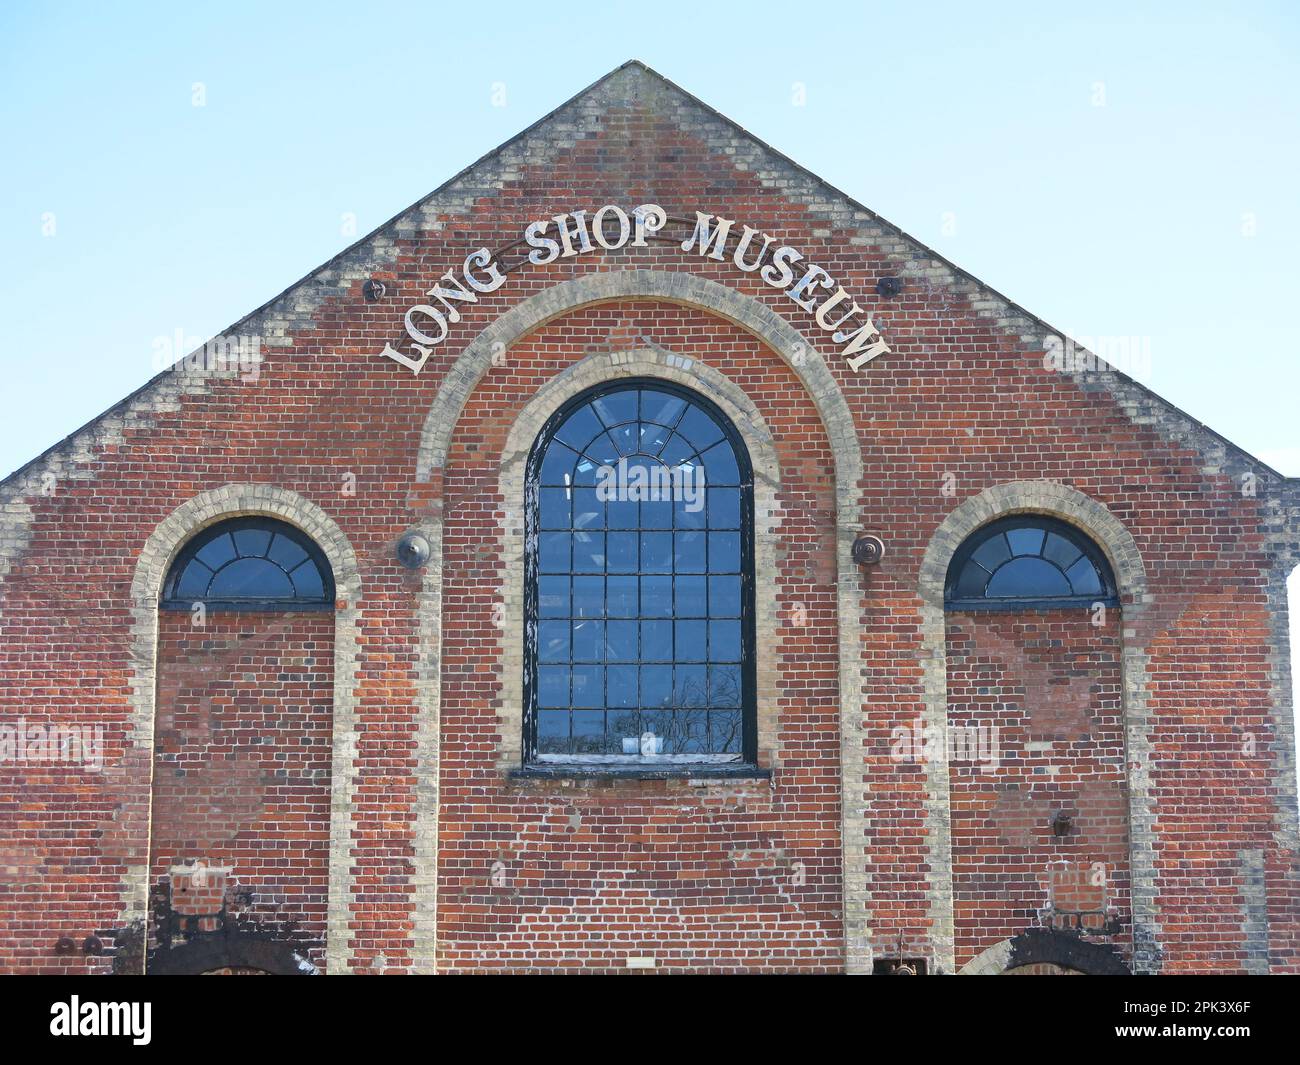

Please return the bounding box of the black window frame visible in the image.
[944,515,1119,612]
[521,378,758,768]
[160,517,335,612]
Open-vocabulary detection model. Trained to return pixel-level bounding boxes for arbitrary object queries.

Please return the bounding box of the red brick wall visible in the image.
[945,609,1130,967]
[1143,594,1287,973]
[0,518,144,973]
[0,73,1294,973]
[0,696,133,973]
[437,302,843,972]
[149,611,333,971]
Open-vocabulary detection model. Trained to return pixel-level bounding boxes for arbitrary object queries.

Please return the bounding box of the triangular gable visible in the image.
[2,60,1295,520]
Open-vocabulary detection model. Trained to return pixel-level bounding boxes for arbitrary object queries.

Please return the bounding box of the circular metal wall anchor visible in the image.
[396,531,431,570]
[82,935,103,956]
[852,534,885,565]
[876,276,904,298]
[362,278,387,303]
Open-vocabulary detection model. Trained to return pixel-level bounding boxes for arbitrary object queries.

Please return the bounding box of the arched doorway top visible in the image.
[958,928,1130,975]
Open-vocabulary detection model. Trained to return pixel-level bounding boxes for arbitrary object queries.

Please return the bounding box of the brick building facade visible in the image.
[1,62,1297,974]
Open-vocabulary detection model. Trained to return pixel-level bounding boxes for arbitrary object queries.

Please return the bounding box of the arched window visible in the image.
[945,516,1117,610]
[161,518,334,610]
[524,379,755,765]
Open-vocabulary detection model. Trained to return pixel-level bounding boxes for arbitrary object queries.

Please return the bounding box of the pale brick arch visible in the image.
[415,270,861,484]
[409,272,876,972]
[497,347,782,489]
[130,484,363,603]
[958,937,1016,976]
[915,480,1157,975]
[917,480,1149,607]
[126,484,362,975]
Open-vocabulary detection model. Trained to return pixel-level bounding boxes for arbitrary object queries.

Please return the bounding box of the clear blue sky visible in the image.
[2,2,1298,676]
[2,1,1297,478]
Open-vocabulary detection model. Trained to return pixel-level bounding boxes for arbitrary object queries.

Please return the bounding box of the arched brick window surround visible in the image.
[411,270,870,972]
[127,485,361,975]
[917,480,1153,974]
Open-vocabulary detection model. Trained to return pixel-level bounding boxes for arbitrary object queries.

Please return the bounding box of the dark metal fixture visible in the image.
[852,534,885,565]
[396,531,431,569]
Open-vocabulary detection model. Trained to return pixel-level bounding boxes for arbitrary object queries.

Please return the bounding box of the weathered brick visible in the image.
[0,61,1295,975]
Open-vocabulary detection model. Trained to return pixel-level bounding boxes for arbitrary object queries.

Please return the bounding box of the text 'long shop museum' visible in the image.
[1,62,1297,975]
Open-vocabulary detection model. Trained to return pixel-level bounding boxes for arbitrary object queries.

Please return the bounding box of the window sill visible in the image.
[509,762,770,782]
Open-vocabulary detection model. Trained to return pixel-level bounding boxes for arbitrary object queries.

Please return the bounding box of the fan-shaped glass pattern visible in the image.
[162,518,334,610]
[945,516,1117,610]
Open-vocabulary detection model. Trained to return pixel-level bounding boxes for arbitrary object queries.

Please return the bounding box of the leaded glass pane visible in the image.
[945,517,1116,609]
[525,382,753,760]
[985,557,1072,598]
[163,519,332,609]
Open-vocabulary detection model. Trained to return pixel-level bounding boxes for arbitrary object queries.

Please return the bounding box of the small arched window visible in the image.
[523,379,755,765]
[944,516,1117,610]
[161,518,334,611]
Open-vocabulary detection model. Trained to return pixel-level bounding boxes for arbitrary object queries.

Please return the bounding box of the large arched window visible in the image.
[523,379,755,765]
[944,515,1118,611]
[161,517,334,611]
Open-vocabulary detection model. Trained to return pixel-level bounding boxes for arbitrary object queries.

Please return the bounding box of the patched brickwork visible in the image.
[945,609,1130,967]
[149,611,333,970]
[0,61,1296,974]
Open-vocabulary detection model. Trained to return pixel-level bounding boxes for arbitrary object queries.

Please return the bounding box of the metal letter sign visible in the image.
[378,205,891,374]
